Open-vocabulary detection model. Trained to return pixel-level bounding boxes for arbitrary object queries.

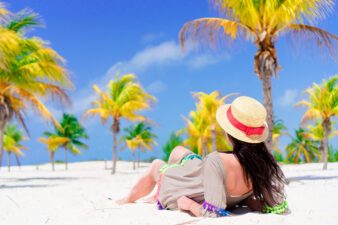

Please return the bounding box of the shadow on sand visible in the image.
[0,177,80,182]
[286,175,338,183]
[0,184,56,189]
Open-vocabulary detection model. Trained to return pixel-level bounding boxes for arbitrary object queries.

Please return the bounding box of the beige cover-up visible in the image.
[156,151,253,217]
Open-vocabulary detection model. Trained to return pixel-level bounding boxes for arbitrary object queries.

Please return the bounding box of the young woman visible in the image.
[116,96,288,217]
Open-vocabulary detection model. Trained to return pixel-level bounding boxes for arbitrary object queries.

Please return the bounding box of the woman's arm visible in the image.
[177,196,201,217]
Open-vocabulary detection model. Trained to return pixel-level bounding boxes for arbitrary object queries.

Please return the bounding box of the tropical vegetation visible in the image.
[120,122,157,170]
[3,123,28,171]
[272,117,288,154]
[0,6,72,167]
[41,113,88,170]
[180,91,232,157]
[162,132,183,162]
[328,145,338,162]
[179,0,338,152]
[296,76,337,169]
[82,73,156,174]
[305,120,338,162]
[38,135,69,171]
[286,127,320,163]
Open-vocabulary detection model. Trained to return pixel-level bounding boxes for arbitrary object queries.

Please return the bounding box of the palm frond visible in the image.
[179,18,253,51]
[280,24,338,59]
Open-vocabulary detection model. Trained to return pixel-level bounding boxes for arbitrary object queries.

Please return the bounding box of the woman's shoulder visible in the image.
[216,151,236,165]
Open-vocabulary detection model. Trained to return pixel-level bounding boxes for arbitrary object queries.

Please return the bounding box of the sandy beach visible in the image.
[0,161,338,225]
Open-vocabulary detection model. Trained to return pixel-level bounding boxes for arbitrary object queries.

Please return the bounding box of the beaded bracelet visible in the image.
[157,200,164,210]
[202,201,229,216]
[263,201,288,214]
[160,154,202,173]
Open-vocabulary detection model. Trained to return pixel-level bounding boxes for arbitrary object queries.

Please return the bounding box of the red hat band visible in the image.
[226,106,265,136]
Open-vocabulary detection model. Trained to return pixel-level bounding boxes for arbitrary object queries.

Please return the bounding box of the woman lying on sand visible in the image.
[117,96,288,217]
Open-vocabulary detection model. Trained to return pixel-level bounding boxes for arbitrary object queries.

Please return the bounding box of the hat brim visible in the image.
[216,104,268,144]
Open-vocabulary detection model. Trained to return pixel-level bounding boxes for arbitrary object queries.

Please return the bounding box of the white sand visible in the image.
[1,161,338,225]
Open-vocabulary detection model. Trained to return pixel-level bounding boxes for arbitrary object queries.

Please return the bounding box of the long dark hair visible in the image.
[227,134,286,207]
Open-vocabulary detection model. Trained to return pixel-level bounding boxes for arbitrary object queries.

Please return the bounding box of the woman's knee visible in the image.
[149,159,165,180]
[168,146,190,164]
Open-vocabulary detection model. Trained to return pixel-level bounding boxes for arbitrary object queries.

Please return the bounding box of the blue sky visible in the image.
[4,0,338,166]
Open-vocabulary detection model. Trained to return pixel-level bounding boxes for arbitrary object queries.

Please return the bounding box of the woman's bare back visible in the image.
[218,152,252,196]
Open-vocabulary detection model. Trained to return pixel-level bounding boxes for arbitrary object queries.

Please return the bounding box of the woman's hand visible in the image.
[177,196,202,217]
[177,196,193,211]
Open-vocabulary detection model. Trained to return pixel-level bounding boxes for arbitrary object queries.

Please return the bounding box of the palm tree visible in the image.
[120,122,158,170]
[38,136,69,171]
[192,91,237,152]
[0,8,72,166]
[82,73,156,174]
[179,0,338,152]
[272,116,288,154]
[3,123,28,171]
[305,120,338,162]
[43,113,88,170]
[286,128,320,163]
[181,103,231,157]
[162,132,183,162]
[181,105,211,157]
[295,76,337,170]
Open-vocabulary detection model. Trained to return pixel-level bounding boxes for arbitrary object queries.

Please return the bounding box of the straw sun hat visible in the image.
[216,96,268,143]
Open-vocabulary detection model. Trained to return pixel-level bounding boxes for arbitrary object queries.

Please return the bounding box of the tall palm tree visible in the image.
[82,73,156,174]
[272,116,288,154]
[295,76,337,170]
[162,132,183,162]
[0,8,72,166]
[286,128,320,163]
[179,0,338,152]
[120,122,158,170]
[43,113,88,170]
[3,123,28,171]
[38,135,69,171]
[192,91,237,152]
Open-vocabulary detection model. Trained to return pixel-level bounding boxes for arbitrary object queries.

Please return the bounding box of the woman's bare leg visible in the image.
[144,146,191,203]
[116,159,165,205]
[168,146,191,164]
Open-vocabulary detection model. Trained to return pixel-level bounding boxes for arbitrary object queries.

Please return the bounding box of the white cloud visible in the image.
[146,80,167,94]
[187,54,230,69]
[141,32,165,43]
[70,40,230,116]
[128,41,182,70]
[279,89,298,107]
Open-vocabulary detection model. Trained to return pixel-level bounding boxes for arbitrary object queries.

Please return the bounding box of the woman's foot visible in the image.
[145,194,156,203]
[115,197,132,205]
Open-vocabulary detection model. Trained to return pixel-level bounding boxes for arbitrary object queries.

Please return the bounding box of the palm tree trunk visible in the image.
[322,119,330,170]
[112,118,119,174]
[64,148,68,170]
[132,150,135,170]
[137,149,140,168]
[261,70,274,152]
[7,152,10,172]
[50,151,55,171]
[202,138,208,158]
[319,140,324,162]
[211,122,217,152]
[15,154,21,168]
[0,121,6,167]
[112,130,117,174]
